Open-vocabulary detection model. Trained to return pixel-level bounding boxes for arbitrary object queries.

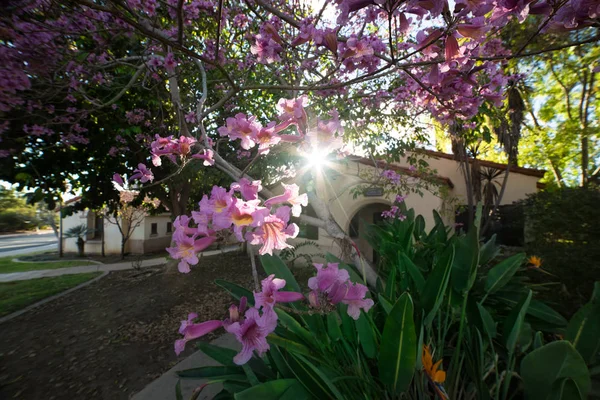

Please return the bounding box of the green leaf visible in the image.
[386,262,397,299]
[223,381,251,394]
[566,302,600,364]
[275,309,317,348]
[503,290,532,358]
[215,280,255,306]
[278,381,312,400]
[234,379,298,400]
[400,253,425,292]
[452,227,480,293]
[196,342,238,367]
[422,245,455,325]
[534,331,544,350]
[213,388,235,399]
[242,364,260,386]
[327,312,342,341]
[378,294,393,314]
[477,303,497,339]
[287,354,344,400]
[355,313,377,358]
[175,379,183,400]
[267,335,313,357]
[414,215,426,240]
[378,292,417,394]
[176,366,246,380]
[521,341,591,400]
[196,342,274,380]
[268,345,295,379]
[483,253,526,295]
[548,378,584,400]
[260,255,301,292]
[496,294,568,327]
[339,304,357,343]
[479,234,499,265]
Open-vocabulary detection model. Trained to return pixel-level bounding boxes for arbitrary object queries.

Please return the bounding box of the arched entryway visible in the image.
[347,202,390,264]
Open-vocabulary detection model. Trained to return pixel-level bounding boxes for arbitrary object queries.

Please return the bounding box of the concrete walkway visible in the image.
[132,334,241,400]
[0,245,242,283]
[0,258,167,282]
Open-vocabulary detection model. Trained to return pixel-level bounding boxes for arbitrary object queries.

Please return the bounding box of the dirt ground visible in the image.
[0,253,263,400]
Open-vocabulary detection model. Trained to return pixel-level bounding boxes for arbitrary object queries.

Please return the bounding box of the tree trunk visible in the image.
[77,238,85,257]
[121,239,126,260]
[548,158,563,188]
[582,134,589,187]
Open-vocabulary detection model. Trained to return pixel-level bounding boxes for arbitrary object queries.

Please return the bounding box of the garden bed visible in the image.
[0,253,272,400]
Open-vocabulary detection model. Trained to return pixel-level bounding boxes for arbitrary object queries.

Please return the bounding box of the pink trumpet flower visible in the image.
[217,113,261,150]
[308,263,350,293]
[166,233,217,273]
[231,178,262,201]
[191,148,214,166]
[264,183,308,217]
[254,274,304,311]
[342,282,375,320]
[245,206,298,255]
[129,163,154,183]
[112,173,125,186]
[174,314,222,355]
[224,307,273,365]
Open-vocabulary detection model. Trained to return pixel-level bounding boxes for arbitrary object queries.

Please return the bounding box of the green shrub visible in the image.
[176,207,598,400]
[525,186,600,315]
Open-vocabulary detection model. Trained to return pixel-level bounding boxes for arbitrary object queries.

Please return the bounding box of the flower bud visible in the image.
[323,32,338,56]
[308,291,320,308]
[228,304,240,323]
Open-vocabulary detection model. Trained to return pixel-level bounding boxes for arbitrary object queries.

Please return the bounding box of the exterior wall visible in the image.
[128,214,173,254]
[280,153,542,264]
[61,210,172,255]
[419,154,541,207]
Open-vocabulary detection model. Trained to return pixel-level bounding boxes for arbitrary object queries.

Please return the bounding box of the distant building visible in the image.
[60,197,172,255]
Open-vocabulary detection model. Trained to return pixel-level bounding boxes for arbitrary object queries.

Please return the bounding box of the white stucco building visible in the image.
[287,149,545,263]
[60,198,173,255]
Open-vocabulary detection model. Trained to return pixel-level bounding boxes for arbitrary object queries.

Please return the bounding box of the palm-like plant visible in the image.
[64,224,94,257]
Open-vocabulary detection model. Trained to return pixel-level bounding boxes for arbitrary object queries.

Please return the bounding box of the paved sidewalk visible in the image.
[0,245,242,283]
[132,334,240,400]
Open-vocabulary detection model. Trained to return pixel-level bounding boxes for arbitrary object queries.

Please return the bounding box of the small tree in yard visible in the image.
[104,188,159,260]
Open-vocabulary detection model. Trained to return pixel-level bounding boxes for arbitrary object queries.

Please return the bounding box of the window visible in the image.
[150,222,158,236]
[166,222,172,233]
[294,205,319,240]
[93,214,103,239]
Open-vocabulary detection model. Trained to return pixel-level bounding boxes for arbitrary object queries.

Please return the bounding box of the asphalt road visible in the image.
[0,232,57,255]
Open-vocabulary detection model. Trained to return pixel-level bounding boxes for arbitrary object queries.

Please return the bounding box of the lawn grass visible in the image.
[0,255,97,274]
[0,273,102,317]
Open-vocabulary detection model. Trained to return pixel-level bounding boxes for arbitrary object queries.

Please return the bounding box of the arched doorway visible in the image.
[347,202,390,264]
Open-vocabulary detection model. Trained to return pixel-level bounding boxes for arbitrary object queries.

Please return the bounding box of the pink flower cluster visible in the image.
[307,262,374,320]
[175,274,303,364]
[167,181,307,273]
[339,35,385,74]
[381,169,401,185]
[217,96,328,154]
[217,113,292,155]
[150,135,213,167]
[175,266,373,363]
[381,195,407,220]
[251,20,284,64]
[129,163,154,183]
